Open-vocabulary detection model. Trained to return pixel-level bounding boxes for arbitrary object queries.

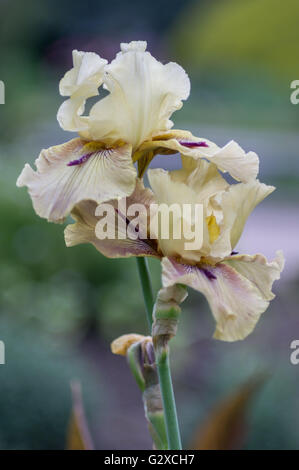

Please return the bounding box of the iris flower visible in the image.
[16,40,283,341]
[16,39,284,452]
[17,41,259,223]
[65,154,284,342]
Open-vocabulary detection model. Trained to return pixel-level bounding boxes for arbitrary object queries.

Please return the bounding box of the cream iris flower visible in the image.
[65,155,284,342]
[17,41,259,223]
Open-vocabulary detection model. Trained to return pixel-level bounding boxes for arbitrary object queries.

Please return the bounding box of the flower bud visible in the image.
[111,333,147,356]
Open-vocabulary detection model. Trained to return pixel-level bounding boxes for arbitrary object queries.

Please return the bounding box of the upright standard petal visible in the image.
[58,50,107,134]
[65,179,160,258]
[89,41,190,149]
[220,179,275,249]
[17,139,136,222]
[59,50,107,97]
[148,167,206,263]
[57,97,89,133]
[135,130,259,182]
[161,255,283,342]
[147,161,232,263]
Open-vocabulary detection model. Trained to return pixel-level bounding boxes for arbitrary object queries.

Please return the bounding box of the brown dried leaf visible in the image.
[190,375,266,450]
[66,381,94,450]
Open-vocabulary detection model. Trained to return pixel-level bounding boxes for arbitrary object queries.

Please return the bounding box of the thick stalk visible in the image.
[136,257,182,449]
[136,257,154,330]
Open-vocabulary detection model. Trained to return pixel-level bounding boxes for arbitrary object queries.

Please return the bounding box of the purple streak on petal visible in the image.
[231,251,239,255]
[170,258,216,281]
[179,140,209,148]
[67,152,93,166]
[201,267,217,281]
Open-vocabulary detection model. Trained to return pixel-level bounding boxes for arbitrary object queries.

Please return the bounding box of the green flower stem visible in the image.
[155,345,182,450]
[136,257,182,450]
[136,257,154,330]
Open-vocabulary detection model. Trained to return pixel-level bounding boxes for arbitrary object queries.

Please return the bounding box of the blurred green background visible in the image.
[0,0,299,449]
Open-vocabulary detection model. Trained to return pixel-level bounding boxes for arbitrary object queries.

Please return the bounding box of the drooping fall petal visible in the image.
[223,251,284,301]
[17,139,136,222]
[135,130,259,182]
[161,254,283,341]
[64,179,160,258]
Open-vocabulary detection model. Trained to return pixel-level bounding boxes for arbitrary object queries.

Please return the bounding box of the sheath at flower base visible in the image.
[65,157,284,342]
[17,41,259,223]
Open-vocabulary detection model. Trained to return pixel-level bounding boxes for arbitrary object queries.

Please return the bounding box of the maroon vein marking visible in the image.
[179,140,209,148]
[67,152,94,166]
[67,147,114,167]
[115,208,158,254]
[200,267,217,281]
[174,260,217,281]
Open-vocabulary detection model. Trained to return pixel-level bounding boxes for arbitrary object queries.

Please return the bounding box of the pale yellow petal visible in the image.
[148,168,204,262]
[170,156,229,196]
[57,97,90,133]
[221,179,275,249]
[58,50,107,134]
[89,41,190,149]
[59,50,107,97]
[147,163,231,262]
